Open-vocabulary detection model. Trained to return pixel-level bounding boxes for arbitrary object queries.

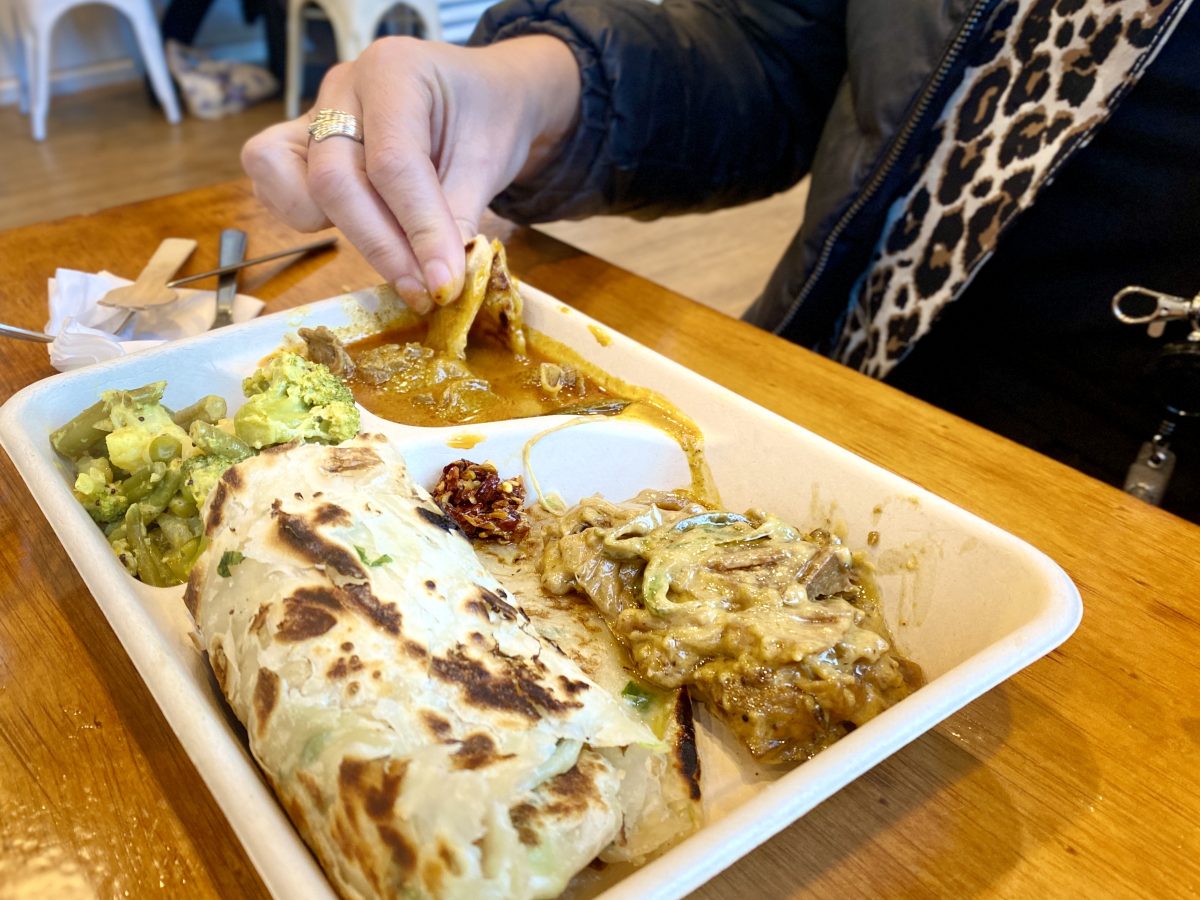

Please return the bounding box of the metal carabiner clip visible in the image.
[1111,285,1200,326]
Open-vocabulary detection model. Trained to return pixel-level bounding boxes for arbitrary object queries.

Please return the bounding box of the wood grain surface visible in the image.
[0,180,1196,899]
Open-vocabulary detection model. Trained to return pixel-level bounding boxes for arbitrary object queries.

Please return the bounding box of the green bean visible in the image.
[163,535,207,583]
[157,512,201,551]
[189,420,252,460]
[148,434,182,463]
[49,382,165,459]
[138,460,184,520]
[125,504,175,587]
[112,382,166,405]
[172,395,227,431]
[167,492,198,518]
[50,400,108,459]
[120,462,166,503]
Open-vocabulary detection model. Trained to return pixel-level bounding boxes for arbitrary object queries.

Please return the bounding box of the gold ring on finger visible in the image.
[308,108,364,144]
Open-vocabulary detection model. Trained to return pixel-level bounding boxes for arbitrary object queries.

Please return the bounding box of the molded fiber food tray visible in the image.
[0,285,1081,899]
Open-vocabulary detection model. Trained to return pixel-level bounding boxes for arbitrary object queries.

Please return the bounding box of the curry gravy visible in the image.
[344,323,718,505]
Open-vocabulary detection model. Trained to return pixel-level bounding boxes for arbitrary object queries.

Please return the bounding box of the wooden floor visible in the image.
[0,82,807,319]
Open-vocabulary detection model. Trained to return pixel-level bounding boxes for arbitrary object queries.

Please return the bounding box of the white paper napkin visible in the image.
[45,269,265,372]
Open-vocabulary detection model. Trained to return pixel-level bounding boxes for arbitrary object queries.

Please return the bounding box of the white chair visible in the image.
[0,0,29,113]
[10,0,181,141]
[285,0,442,120]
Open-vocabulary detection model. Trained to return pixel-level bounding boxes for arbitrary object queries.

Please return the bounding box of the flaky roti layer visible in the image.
[186,436,664,899]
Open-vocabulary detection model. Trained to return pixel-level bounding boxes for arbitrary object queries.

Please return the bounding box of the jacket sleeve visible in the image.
[469,0,848,222]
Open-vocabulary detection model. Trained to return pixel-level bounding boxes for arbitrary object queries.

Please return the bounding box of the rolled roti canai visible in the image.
[185,435,697,899]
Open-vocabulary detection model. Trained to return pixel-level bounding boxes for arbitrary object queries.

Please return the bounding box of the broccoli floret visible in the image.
[233,352,359,449]
[72,456,129,523]
[100,381,193,474]
[181,453,241,506]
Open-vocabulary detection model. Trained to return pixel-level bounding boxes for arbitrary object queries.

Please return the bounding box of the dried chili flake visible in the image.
[432,459,529,543]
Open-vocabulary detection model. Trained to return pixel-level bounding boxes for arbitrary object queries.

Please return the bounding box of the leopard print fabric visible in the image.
[835,0,1194,378]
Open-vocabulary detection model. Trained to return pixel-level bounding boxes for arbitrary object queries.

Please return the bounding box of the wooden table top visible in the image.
[0,179,1196,899]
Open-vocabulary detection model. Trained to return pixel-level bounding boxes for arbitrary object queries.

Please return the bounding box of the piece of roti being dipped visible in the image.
[185,435,698,899]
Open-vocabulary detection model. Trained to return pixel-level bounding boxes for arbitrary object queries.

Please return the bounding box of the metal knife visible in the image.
[213,228,247,329]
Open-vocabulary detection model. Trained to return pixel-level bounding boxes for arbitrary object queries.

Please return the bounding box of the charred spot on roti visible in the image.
[339,757,367,789]
[341,641,354,652]
[253,668,280,739]
[557,675,590,695]
[336,756,415,874]
[377,824,418,874]
[477,586,519,621]
[506,760,607,846]
[451,733,513,770]
[331,814,382,893]
[249,603,271,635]
[259,439,302,456]
[205,479,230,533]
[297,585,342,609]
[545,761,602,815]
[417,506,458,533]
[420,857,446,895]
[339,756,409,817]
[509,803,539,846]
[276,589,340,642]
[297,770,324,809]
[421,710,452,738]
[322,446,384,473]
[674,690,702,801]
[283,795,311,845]
[341,581,402,635]
[294,492,303,500]
[329,655,364,679]
[183,575,202,618]
[465,238,477,253]
[347,681,360,696]
[221,465,242,490]
[404,639,428,659]
[464,599,488,619]
[424,579,436,591]
[437,841,461,877]
[314,502,353,527]
[430,646,580,721]
[271,502,367,579]
[209,643,229,693]
[431,649,540,720]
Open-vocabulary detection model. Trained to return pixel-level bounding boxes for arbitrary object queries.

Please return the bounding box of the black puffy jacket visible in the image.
[472,0,1190,341]
[471,0,1200,515]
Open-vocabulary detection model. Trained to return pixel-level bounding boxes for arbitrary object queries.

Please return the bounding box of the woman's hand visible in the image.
[242,35,580,312]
